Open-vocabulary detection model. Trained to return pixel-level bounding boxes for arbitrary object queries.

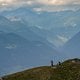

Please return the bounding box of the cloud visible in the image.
[35,0,65,5]
[0,0,80,12]
[21,0,80,5]
[0,0,80,6]
[33,8,43,12]
[37,0,79,5]
[5,44,17,49]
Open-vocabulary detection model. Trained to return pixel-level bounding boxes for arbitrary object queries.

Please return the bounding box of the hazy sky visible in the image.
[0,0,80,11]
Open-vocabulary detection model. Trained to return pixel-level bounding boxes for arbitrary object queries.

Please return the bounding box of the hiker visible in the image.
[51,60,54,67]
[58,61,61,65]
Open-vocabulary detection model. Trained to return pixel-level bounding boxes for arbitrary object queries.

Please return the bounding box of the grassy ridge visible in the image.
[2,58,80,80]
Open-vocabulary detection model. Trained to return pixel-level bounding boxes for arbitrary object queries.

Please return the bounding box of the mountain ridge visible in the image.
[2,58,80,80]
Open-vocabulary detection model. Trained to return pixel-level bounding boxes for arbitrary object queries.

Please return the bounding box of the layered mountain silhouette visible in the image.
[0,15,54,47]
[0,32,61,76]
[1,9,80,46]
[1,8,80,46]
[0,16,42,41]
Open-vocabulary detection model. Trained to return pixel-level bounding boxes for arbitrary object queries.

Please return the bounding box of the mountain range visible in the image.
[1,7,80,46]
[0,31,63,76]
[0,7,80,76]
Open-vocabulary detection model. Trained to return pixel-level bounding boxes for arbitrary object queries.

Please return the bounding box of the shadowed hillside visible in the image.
[63,31,80,58]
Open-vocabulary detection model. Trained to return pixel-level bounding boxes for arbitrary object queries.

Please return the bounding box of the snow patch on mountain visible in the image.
[5,44,17,49]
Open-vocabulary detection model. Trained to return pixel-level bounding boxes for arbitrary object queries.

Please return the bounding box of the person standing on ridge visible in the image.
[51,60,54,67]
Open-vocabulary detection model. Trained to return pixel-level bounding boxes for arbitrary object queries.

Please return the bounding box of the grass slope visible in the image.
[2,58,80,80]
